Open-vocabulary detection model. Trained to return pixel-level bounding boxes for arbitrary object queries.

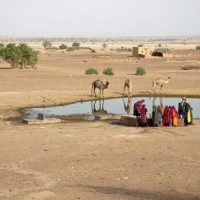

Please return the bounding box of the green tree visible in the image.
[4,43,23,68]
[18,43,38,69]
[0,43,4,49]
[0,43,38,69]
[43,40,52,49]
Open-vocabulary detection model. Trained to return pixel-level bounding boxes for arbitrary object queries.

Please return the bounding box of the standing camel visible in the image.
[152,77,171,92]
[91,79,109,98]
[123,79,132,96]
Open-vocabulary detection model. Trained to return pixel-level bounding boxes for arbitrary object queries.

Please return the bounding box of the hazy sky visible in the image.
[0,0,200,37]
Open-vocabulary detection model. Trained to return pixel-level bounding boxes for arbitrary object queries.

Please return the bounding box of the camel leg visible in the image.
[123,85,126,93]
[94,88,97,97]
[102,89,104,99]
[100,89,102,98]
[160,85,163,93]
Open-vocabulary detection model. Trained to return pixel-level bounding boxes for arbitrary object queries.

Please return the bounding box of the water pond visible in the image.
[24,97,200,119]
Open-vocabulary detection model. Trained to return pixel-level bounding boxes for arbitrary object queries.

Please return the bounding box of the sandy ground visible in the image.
[0,45,200,200]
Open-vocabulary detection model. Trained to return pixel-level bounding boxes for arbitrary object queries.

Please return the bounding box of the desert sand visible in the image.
[0,41,200,200]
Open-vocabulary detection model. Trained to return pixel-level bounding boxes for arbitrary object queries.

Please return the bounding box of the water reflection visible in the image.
[122,97,132,114]
[91,99,108,114]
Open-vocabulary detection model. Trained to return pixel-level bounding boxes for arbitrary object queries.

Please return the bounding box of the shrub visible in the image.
[182,65,200,70]
[91,49,96,53]
[116,47,132,52]
[196,45,200,50]
[85,68,98,75]
[59,44,67,49]
[72,42,80,48]
[135,67,146,75]
[42,40,52,49]
[103,67,114,75]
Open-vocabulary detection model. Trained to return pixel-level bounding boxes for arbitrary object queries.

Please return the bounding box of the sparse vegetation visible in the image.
[138,44,144,47]
[85,68,98,75]
[42,40,52,49]
[196,45,200,50]
[72,42,80,48]
[103,67,114,75]
[102,43,107,49]
[91,49,96,53]
[59,44,67,49]
[182,65,200,70]
[0,43,38,69]
[116,46,132,52]
[154,48,171,53]
[135,67,146,75]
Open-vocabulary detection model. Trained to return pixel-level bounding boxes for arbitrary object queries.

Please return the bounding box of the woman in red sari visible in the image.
[162,106,171,126]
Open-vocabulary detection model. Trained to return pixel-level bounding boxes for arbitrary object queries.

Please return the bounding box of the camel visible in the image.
[152,77,171,92]
[123,79,132,96]
[91,79,109,98]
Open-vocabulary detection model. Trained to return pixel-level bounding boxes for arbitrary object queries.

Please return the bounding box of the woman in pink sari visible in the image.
[140,104,147,127]
[133,99,145,116]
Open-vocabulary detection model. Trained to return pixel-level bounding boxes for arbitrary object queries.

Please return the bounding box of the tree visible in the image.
[43,40,52,49]
[4,43,23,68]
[0,43,38,69]
[0,43,4,49]
[72,42,80,48]
[59,44,67,49]
[102,43,107,49]
[18,43,38,68]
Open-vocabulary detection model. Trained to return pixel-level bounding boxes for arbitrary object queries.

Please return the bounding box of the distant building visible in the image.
[132,47,155,57]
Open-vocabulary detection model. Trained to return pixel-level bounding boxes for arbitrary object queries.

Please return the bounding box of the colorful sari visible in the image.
[170,106,178,126]
[162,106,171,126]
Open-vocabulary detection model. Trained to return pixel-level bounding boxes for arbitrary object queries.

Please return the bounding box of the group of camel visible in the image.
[91,77,171,98]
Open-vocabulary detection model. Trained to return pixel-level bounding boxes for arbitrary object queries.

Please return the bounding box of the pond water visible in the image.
[24,97,200,119]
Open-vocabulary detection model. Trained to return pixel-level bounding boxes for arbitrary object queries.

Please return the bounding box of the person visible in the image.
[178,97,186,118]
[157,105,163,126]
[162,106,171,126]
[152,105,158,126]
[139,104,148,127]
[133,99,145,117]
[185,100,193,126]
[170,106,178,126]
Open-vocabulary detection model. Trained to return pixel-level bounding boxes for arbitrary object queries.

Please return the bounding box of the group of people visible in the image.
[133,97,193,127]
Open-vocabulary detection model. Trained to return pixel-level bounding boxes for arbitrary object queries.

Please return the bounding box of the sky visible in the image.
[0,0,200,37]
